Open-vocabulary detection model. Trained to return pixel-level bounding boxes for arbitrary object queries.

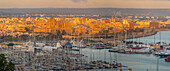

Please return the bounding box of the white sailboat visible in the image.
[52,41,63,52]
[54,41,62,49]
[72,41,79,51]
[79,40,86,48]
[42,46,53,52]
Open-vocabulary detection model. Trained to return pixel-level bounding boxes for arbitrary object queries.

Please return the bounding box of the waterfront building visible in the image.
[150,21,160,28]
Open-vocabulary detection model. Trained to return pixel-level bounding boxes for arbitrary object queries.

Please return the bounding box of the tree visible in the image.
[8,43,14,46]
[20,35,29,41]
[0,54,15,71]
[62,30,67,35]
[25,27,30,32]
[134,28,144,32]
[56,30,62,39]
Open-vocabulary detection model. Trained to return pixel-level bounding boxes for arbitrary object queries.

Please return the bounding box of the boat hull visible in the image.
[108,49,118,52]
[159,54,170,57]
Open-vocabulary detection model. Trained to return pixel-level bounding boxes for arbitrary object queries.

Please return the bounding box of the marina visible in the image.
[1,0,170,70]
[1,34,170,71]
[0,40,132,71]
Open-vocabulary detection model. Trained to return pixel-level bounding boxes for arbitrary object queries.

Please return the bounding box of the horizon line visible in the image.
[0,8,170,10]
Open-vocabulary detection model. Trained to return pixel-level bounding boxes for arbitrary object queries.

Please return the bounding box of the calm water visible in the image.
[74,31,170,71]
[127,31,170,44]
[75,48,170,71]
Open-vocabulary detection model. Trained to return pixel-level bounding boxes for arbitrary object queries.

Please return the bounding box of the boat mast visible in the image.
[114,12,119,65]
[160,31,161,45]
[89,24,93,61]
[114,24,118,64]
[104,26,106,61]
[156,58,159,71]
[154,33,155,44]
[124,17,127,47]
[32,22,36,47]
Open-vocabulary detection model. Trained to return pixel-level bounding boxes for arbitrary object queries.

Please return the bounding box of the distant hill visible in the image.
[0,8,170,16]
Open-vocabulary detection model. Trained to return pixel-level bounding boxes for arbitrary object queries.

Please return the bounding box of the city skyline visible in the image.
[1,0,170,9]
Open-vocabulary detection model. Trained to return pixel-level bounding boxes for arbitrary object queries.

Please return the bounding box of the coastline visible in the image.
[124,28,170,39]
[64,28,170,42]
[93,29,170,42]
[123,31,158,39]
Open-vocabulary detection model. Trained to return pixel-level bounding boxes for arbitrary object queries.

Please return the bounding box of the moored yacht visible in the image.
[155,47,170,57]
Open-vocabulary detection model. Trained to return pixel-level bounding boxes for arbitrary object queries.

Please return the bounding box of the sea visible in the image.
[127,31,170,44]
[75,48,170,71]
[74,31,170,71]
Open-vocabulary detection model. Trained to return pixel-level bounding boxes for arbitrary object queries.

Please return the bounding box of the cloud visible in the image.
[72,0,88,3]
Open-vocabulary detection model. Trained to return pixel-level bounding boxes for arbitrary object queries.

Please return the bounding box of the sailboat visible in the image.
[79,40,86,48]
[109,25,120,52]
[53,41,62,49]
[42,46,53,52]
[25,40,34,52]
[72,41,80,51]
[72,47,80,51]
[108,47,119,52]
[157,49,170,57]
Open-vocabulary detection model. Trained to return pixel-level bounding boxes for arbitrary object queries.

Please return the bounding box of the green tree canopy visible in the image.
[25,27,30,32]
[0,54,15,71]
[7,43,15,46]
[62,30,67,35]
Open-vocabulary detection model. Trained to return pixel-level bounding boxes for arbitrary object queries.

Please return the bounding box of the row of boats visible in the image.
[69,41,170,62]
[8,40,170,59]
[0,40,133,70]
[154,47,170,57]
[40,40,170,59]
[107,43,170,62]
[108,44,154,54]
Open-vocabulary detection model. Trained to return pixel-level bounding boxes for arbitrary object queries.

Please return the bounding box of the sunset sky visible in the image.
[1,0,170,8]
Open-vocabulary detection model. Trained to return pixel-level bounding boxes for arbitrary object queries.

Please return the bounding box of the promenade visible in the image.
[91,29,170,43]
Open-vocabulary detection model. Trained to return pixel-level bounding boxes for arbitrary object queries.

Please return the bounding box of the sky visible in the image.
[1,0,170,8]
